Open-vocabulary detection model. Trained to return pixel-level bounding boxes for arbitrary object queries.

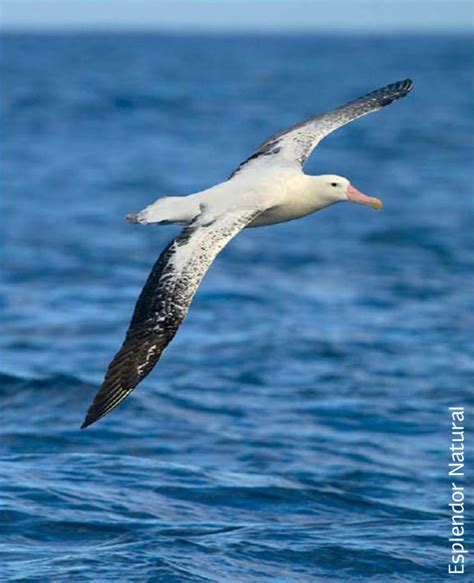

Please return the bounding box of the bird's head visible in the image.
[311,175,383,210]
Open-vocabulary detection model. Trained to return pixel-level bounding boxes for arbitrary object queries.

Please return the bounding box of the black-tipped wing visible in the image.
[81,206,264,428]
[230,79,413,178]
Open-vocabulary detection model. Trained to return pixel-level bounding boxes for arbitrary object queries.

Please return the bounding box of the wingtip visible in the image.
[376,78,414,107]
[400,78,414,92]
[80,400,109,429]
[80,412,96,429]
[80,397,116,429]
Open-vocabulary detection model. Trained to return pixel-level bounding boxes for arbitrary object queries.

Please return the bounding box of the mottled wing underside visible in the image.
[230,79,413,178]
[81,206,264,428]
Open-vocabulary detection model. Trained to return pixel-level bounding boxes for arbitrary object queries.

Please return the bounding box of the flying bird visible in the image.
[81,79,413,428]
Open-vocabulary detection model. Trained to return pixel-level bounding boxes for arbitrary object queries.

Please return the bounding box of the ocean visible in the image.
[2,32,473,582]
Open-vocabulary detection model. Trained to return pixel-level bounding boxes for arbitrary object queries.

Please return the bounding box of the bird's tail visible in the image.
[126,196,199,225]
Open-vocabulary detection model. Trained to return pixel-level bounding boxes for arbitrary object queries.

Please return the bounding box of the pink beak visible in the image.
[347,184,383,210]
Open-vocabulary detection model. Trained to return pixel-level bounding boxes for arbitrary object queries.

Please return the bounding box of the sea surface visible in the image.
[1,32,473,582]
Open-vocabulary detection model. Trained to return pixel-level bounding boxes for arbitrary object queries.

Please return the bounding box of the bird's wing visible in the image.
[81,204,265,428]
[230,79,413,178]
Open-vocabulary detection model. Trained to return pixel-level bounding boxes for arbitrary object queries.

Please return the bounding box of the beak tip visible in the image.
[347,185,383,211]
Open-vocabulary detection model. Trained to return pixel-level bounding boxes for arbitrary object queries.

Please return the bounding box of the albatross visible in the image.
[81,79,413,429]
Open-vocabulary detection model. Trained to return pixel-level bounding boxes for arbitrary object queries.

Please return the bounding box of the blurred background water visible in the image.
[1,32,473,582]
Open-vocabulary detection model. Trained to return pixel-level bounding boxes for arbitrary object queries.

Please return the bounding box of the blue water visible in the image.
[2,32,473,582]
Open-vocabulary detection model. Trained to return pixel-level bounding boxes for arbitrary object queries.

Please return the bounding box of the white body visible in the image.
[131,168,351,228]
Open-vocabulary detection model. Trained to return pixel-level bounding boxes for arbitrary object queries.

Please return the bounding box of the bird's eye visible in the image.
[331,182,338,187]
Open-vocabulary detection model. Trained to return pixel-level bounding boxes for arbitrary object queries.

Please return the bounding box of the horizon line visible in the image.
[1,24,472,34]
